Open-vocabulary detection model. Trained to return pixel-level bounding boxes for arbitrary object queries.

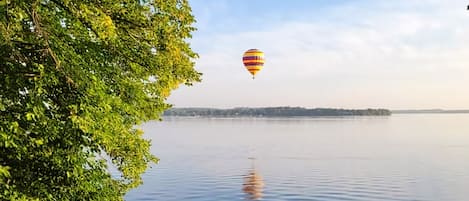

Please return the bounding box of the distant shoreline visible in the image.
[164,107,392,117]
[392,109,469,114]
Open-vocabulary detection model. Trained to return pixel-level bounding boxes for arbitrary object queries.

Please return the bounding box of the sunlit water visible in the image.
[125,114,469,201]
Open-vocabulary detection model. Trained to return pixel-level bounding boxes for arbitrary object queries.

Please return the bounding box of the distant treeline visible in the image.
[164,107,392,117]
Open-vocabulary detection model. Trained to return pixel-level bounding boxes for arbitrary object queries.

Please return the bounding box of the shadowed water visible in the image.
[125,114,469,201]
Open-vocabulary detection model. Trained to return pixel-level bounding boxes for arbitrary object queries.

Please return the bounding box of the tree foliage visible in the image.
[0,0,200,200]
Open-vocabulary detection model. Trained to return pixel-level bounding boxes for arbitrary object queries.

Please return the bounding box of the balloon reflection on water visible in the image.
[242,158,264,200]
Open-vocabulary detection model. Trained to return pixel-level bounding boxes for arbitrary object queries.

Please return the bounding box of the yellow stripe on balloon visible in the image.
[246,66,263,70]
[243,52,264,57]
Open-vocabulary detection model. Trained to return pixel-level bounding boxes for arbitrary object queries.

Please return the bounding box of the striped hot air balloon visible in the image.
[242,49,265,79]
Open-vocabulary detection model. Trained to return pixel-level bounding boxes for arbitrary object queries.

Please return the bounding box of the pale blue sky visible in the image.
[168,0,469,109]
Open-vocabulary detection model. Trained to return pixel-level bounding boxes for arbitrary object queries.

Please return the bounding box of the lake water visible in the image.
[125,114,469,201]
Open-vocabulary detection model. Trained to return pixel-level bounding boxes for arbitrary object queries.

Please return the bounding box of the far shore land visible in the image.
[163,107,469,117]
[163,107,392,117]
[392,109,469,114]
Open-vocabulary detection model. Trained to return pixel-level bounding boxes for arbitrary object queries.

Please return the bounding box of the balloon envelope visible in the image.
[242,49,265,78]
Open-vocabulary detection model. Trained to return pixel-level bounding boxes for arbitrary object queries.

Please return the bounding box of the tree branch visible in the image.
[30,4,61,69]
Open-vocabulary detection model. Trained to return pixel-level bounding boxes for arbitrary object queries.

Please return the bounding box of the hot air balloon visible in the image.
[242,49,265,79]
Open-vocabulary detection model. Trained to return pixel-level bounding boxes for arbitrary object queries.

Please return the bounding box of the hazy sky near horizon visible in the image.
[167,0,469,109]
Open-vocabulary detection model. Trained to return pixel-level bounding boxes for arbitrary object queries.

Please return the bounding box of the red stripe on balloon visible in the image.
[243,56,263,60]
[243,62,264,66]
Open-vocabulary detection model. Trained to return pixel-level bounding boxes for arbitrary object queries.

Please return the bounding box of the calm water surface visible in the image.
[125,114,469,201]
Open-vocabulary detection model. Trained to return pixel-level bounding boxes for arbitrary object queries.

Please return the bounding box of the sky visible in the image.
[167,0,469,110]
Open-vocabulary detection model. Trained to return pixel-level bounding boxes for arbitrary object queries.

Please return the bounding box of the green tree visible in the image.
[0,0,200,200]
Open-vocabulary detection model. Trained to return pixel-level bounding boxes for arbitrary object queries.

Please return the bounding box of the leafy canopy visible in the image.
[0,0,200,200]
